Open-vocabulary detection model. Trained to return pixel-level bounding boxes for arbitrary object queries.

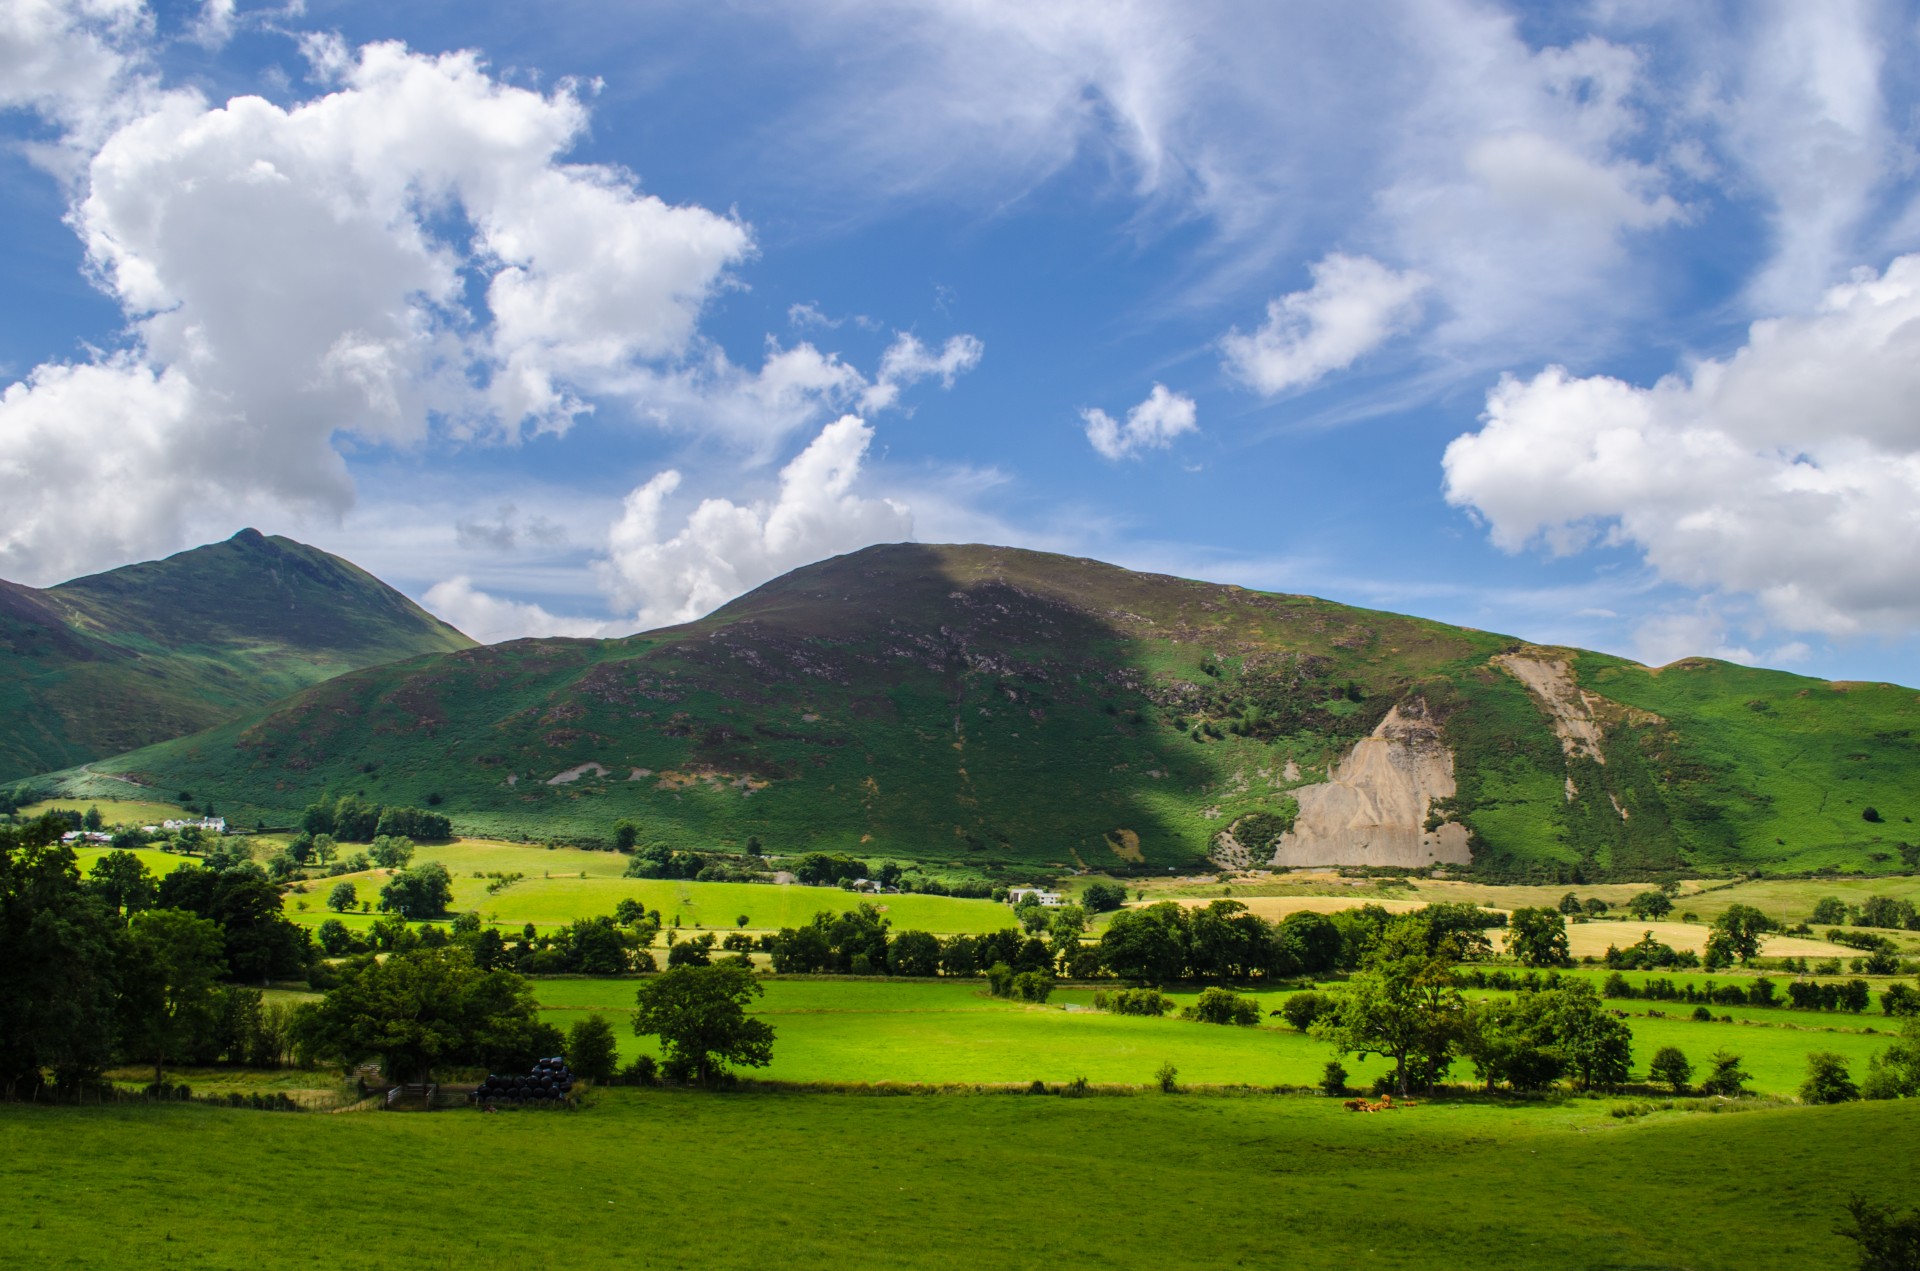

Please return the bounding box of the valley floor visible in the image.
[3,1091,1913,1269]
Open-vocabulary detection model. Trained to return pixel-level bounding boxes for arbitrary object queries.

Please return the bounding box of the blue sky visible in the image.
[6,1,1920,683]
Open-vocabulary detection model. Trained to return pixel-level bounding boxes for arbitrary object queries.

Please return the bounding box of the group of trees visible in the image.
[1602,972,1880,1014]
[1,815,315,1096]
[1811,894,1920,932]
[299,796,449,844]
[1294,913,1632,1096]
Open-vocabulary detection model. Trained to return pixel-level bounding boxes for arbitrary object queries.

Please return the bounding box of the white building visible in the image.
[162,817,227,834]
[1007,887,1066,907]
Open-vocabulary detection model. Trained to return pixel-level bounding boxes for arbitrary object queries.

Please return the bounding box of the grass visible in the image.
[20,797,193,826]
[529,975,1898,1097]
[279,838,1018,934]
[2,1092,1916,1268]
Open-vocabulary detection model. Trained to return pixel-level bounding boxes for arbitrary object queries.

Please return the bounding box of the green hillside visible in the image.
[1,529,474,782]
[58,543,1920,880]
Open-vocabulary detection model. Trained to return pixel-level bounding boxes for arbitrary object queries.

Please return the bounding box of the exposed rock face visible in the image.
[1494,653,1606,763]
[1269,700,1472,868]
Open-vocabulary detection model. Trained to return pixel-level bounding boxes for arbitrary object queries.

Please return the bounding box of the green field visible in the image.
[3,1092,1914,1268]
[528,976,1897,1097]
[287,838,1016,934]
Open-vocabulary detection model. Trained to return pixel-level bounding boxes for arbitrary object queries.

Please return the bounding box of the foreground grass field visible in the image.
[3,1093,1915,1268]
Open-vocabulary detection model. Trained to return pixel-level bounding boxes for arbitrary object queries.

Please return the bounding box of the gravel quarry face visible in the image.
[1269,699,1472,869]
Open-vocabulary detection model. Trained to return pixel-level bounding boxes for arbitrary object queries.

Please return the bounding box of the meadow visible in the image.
[529,975,1898,1097]
[3,1091,1915,1269]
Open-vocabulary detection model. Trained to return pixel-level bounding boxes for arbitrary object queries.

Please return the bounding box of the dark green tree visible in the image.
[1836,1196,1920,1271]
[1800,1051,1860,1104]
[87,850,156,918]
[1313,916,1464,1095]
[123,908,227,1084]
[1700,1049,1751,1097]
[632,963,775,1084]
[1708,905,1774,964]
[1506,907,1570,967]
[567,1015,620,1084]
[1648,1045,1693,1094]
[292,948,540,1082]
[379,862,453,920]
[155,865,310,983]
[0,817,125,1094]
[1628,890,1673,921]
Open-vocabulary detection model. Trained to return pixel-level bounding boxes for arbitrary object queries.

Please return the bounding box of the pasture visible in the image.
[3,1092,1915,1269]
[532,975,1897,1097]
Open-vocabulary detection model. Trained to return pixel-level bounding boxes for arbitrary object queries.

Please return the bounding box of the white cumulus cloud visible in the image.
[1443,254,1920,637]
[1081,383,1197,461]
[861,332,985,412]
[0,36,750,584]
[421,576,610,644]
[595,415,914,628]
[1221,254,1428,394]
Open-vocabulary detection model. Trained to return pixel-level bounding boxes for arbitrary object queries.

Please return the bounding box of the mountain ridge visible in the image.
[1,529,475,782]
[56,542,1920,881]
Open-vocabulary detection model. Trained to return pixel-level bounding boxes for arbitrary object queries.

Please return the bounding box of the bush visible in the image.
[1183,987,1259,1026]
[1154,1061,1179,1093]
[1279,990,1331,1032]
[1837,1196,1920,1269]
[1648,1045,1692,1094]
[1320,1061,1348,1096]
[1799,1051,1859,1105]
[1700,1049,1750,1098]
[1080,881,1128,913]
[1092,987,1171,1017]
[567,1015,620,1085]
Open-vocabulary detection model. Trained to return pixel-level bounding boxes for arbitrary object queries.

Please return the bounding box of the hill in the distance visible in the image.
[64,543,1920,881]
[1,529,474,782]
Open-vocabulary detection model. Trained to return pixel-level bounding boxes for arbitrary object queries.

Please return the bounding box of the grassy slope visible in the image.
[3,1094,1914,1269]
[1,530,472,783]
[63,543,1920,879]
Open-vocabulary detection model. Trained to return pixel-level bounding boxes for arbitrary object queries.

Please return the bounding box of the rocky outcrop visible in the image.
[1268,700,1472,868]
[1494,653,1605,763]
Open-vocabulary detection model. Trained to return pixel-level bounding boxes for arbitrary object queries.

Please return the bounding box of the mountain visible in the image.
[1,529,474,783]
[61,542,1920,880]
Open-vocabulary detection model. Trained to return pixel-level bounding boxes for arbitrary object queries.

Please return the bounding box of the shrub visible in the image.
[1279,990,1331,1032]
[1154,1061,1179,1093]
[1799,1052,1859,1105]
[1320,1061,1348,1096]
[1648,1046,1693,1095]
[1183,987,1259,1026]
[1700,1049,1750,1098]
[1092,987,1171,1017]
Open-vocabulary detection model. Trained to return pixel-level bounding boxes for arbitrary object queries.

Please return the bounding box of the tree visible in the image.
[88,850,156,918]
[369,835,415,869]
[1558,892,1583,915]
[567,1015,619,1084]
[887,929,940,977]
[613,821,639,852]
[1811,897,1850,926]
[315,918,353,957]
[1314,916,1465,1095]
[1700,1049,1750,1097]
[632,963,775,1085]
[1080,881,1127,913]
[155,864,310,984]
[0,817,126,1094]
[1800,1051,1859,1104]
[1648,1045,1693,1094]
[379,862,454,920]
[1099,904,1189,984]
[1280,991,1332,1032]
[292,948,541,1082]
[1709,905,1773,964]
[327,882,357,913]
[123,908,227,1085]
[1628,890,1673,921]
[1836,1196,1920,1271]
[1550,980,1633,1090]
[1507,907,1570,967]
[1863,1016,1920,1101]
